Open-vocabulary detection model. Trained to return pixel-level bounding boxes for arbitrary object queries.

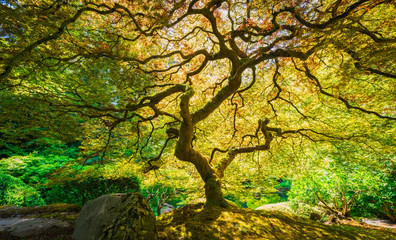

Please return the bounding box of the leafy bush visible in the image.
[0,150,142,206]
[382,202,396,223]
[142,184,183,216]
[43,176,140,205]
[289,161,384,218]
[353,160,396,220]
[0,154,71,185]
[0,173,44,206]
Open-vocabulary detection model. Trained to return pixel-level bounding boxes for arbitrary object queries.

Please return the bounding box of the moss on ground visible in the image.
[157,203,396,240]
[2,202,395,239]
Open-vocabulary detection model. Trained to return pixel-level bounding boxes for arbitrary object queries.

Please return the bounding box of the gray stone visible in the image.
[72,192,157,240]
[160,203,175,215]
[255,202,292,213]
[0,217,70,237]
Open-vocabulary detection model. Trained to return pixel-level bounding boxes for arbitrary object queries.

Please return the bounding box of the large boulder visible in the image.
[72,192,157,240]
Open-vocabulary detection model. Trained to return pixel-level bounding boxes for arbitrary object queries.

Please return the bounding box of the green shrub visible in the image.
[289,162,384,218]
[44,174,140,205]
[142,184,184,216]
[382,202,396,222]
[0,154,71,185]
[0,152,141,206]
[353,161,396,219]
[0,173,44,206]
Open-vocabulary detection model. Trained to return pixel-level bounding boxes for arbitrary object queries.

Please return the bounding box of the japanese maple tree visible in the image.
[1,0,395,207]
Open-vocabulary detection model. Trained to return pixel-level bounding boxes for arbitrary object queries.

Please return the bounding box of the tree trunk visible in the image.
[175,144,228,208]
[204,176,228,207]
[175,86,230,208]
[190,153,229,208]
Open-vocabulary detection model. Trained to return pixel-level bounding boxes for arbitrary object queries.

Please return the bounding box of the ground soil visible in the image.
[0,203,395,240]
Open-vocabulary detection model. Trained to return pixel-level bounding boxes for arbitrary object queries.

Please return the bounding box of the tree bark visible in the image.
[173,85,229,208]
[175,145,228,208]
[204,176,228,207]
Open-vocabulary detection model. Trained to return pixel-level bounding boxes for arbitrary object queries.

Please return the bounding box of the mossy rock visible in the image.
[73,192,157,240]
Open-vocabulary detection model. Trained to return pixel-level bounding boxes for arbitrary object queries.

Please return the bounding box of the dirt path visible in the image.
[362,219,396,229]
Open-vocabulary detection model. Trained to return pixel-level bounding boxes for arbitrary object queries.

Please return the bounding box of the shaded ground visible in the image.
[157,202,396,240]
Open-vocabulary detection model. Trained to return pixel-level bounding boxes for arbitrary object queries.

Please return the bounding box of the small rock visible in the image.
[309,212,321,221]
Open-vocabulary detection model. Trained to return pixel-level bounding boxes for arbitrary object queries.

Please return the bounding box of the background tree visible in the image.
[0,89,83,158]
[1,0,395,207]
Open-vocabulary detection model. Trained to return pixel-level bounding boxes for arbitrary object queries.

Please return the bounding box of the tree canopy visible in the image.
[1,0,395,207]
